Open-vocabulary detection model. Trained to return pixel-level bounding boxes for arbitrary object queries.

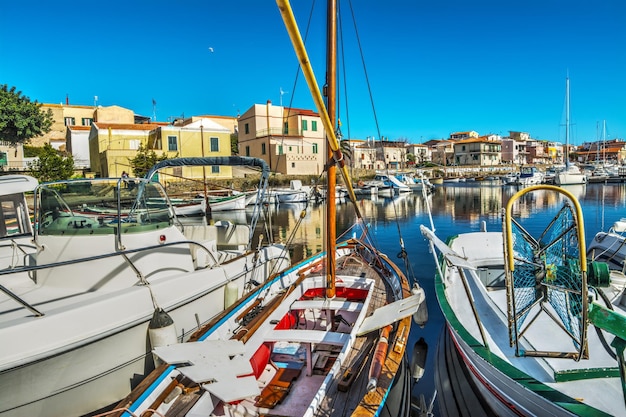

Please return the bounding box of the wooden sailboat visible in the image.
[104,1,424,417]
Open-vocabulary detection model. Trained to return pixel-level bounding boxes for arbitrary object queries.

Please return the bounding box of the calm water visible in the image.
[211,180,626,415]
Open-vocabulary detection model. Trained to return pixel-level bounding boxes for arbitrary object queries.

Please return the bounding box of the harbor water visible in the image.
[208,180,626,416]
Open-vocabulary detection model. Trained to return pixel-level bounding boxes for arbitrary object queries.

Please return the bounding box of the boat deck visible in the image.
[108,249,412,417]
[445,231,626,416]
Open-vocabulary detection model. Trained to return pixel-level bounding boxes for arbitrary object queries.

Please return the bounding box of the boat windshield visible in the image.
[36,178,173,235]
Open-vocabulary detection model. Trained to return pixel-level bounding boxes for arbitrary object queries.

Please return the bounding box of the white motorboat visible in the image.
[513,166,544,186]
[588,218,626,271]
[274,179,310,203]
[0,157,290,417]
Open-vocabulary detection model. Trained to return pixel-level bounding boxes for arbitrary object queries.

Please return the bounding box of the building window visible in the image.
[288,146,292,152]
[211,166,220,174]
[245,123,249,134]
[312,121,317,131]
[278,145,283,155]
[0,152,6,166]
[245,146,250,156]
[291,162,295,168]
[82,118,93,126]
[64,117,75,126]
[284,122,289,134]
[302,120,308,131]
[313,143,318,154]
[168,136,178,151]
[261,143,266,155]
[129,140,140,150]
[210,137,219,152]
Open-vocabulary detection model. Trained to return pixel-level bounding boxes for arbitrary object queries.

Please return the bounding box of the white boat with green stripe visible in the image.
[421,184,626,417]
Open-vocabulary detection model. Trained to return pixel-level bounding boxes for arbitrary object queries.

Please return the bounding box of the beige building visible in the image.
[238,102,325,175]
[37,103,135,150]
[406,143,430,165]
[0,141,27,171]
[454,137,502,166]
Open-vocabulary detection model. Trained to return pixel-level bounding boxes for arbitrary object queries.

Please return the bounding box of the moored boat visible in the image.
[421,184,626,416]
[0,157,290,417]
[588,218,626,271]
[555,77,587,186]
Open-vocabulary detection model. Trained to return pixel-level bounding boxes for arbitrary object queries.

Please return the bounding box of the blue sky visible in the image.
[1,0,624,145]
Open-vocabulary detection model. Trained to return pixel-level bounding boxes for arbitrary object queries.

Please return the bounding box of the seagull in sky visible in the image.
[208,47,214,53]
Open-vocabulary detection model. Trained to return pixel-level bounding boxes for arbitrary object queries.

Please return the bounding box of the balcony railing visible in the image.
[256,127,303,137]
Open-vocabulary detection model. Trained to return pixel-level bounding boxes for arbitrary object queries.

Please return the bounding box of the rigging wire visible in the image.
[340,0,417,284]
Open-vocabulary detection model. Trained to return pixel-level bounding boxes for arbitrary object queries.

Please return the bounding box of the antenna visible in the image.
[280,87,289,106]
[94,95,98,107]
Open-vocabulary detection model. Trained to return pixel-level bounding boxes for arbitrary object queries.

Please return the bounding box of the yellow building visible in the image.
[88,118,233,180]
[238,101,326,175]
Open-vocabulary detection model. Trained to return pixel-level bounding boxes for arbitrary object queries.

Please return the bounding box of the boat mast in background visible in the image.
[325,0,337,298]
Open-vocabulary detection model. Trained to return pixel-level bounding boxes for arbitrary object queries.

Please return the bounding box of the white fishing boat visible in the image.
[421,184,626,416]
[555,77,588,185]
[0,157,291,417]
[104,2,425,417]
[208,193,247,212]
[172,199,205,216]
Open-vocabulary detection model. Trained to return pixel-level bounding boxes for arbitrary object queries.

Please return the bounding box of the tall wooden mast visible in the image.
[325,0,337,299]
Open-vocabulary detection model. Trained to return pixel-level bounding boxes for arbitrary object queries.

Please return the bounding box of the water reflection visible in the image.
[209,182,626,263]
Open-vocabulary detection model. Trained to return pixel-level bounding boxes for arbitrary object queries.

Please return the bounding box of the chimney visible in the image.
[66,94,69,105]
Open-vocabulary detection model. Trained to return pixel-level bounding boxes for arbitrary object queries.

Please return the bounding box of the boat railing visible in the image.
[0,239,224,317]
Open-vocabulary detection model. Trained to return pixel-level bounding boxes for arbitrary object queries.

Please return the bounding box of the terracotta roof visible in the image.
[456,137,491,144]
[68,125,92,131]
[284,107,319,117]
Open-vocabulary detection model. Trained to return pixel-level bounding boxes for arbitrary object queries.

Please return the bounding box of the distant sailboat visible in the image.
[555,76,587,186]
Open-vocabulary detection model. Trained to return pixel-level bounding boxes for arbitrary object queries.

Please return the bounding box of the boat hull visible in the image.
[275,190,309,203]
[555,172,587,185]
[0,247,289,417]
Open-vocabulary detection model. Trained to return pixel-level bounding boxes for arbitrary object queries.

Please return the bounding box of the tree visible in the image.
[28,143,75,182]
[0,84,53,145]
[129,144,169,178]
[230,133,239,155]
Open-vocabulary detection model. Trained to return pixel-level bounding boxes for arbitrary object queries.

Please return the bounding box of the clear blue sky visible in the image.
[1,0,624,145]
